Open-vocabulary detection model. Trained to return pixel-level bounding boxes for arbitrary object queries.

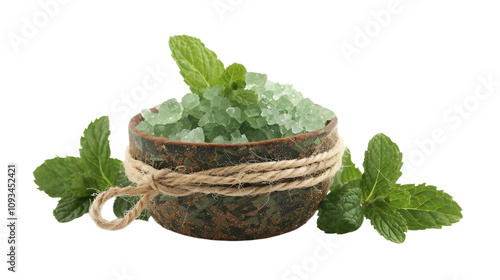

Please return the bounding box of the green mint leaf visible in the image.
[363,199,407,243]
[317,179,364,234]
[226,88,258,106]
[113,196,151,221]
[220,63,247,88]
[53,197,91,223]
[113,158,133,187]
[169,35,225,95]
[331,148,362,190]
[62,174,97,198]
[34,157,87,198]
[34,116,146,223]
[386,189,411,208]
[361,133,403,202]
[340,148,363,181]
[79,116,116,191]
[318,132,463,242]
[230,80,246,90]
[398,184,463,230]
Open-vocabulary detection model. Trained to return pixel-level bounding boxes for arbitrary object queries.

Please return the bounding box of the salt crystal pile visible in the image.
[136,72,335,143]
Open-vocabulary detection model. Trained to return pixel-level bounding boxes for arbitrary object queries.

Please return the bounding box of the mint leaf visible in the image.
[363,199,407,243]
[62,174,96,198]
[340,148,363,182]
[113,158,133,187]
[34,116,146,223]
[220,63,258,106]
[225,88,258,106]
[386,189,411,208]
[113,196,151,221]
[317,133,462,243]
[331,148,362,190]
[169,35,225,95]
[220,63,247,87]
[80,116,116,191]
[34,157,87,198]
[318,179,364,234]
[361,133,403,202]
[169,36,256,105]
[398,184,463,230]
[53,197,91,223]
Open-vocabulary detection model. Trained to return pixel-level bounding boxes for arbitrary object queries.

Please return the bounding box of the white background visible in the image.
[1,0,499,279]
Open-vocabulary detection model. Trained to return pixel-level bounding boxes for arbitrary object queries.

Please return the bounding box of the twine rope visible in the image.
[89,137,345,230]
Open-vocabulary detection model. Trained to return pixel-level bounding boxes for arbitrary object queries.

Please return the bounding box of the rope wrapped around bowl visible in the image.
[89,137,345,230]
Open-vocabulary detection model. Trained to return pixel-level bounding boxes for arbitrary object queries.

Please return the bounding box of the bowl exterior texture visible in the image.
[129,114,339,240]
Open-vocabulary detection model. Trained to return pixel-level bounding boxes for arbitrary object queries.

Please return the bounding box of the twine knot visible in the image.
[89,137,345,230]
[147,173,162,193]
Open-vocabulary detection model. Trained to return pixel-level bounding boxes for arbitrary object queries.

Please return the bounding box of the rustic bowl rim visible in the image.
[129,110,338,148]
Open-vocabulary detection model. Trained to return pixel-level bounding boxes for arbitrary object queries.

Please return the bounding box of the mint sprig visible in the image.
[169,35,224,95]
[361,133,403,202]
[221,63,258,105]
[169,35,257,106]
[362,199,408,243]
[317,179,363,234]
[220,62,247,87]
[398,184,462,230]
[34,116,150,223]
[318,133,463,243]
